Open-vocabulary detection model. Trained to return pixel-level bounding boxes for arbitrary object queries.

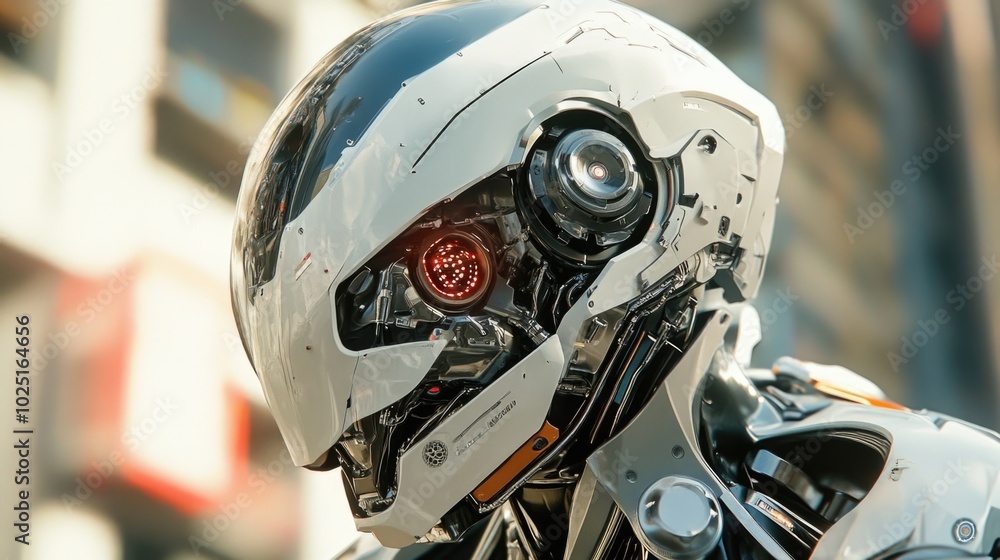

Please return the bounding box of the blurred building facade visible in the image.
[629,0,1000,427]
[0,1,386,559]
[1,1,1000,560]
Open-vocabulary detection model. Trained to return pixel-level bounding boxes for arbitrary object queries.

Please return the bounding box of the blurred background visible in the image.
[1,0,999,558]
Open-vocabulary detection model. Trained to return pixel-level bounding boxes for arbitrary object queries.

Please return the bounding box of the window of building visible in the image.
[155,0,287,201]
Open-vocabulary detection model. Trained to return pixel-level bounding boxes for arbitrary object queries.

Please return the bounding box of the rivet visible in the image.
[953,518,977,544]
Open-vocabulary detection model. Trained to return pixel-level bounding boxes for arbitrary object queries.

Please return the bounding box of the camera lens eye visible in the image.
[555,129,641,217]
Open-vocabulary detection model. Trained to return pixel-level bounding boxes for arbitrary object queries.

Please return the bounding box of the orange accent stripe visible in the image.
[473,422,559,503]
[811,381,909,412]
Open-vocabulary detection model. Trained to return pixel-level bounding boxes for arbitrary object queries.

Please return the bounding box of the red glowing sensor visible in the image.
[415,231,493,310]
[424,239,482,298]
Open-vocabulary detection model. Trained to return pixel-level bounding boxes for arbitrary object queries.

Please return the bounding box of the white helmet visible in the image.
[231,0,783,548]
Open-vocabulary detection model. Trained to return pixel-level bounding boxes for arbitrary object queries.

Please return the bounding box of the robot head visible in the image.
[231,0,783,548]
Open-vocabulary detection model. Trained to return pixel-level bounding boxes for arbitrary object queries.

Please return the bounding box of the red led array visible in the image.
[421,237,484,300]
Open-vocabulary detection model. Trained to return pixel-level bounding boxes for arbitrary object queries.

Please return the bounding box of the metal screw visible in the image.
[672,445,685,459]
[699,135,718,154]
[953,518,977,544]
[625,470,638,483]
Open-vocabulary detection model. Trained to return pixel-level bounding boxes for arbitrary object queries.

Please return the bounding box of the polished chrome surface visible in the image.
[552,129,641,218]
[637,476,722,560]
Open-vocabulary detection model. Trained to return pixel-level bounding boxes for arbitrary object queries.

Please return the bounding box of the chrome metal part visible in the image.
[637,476,722,560]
